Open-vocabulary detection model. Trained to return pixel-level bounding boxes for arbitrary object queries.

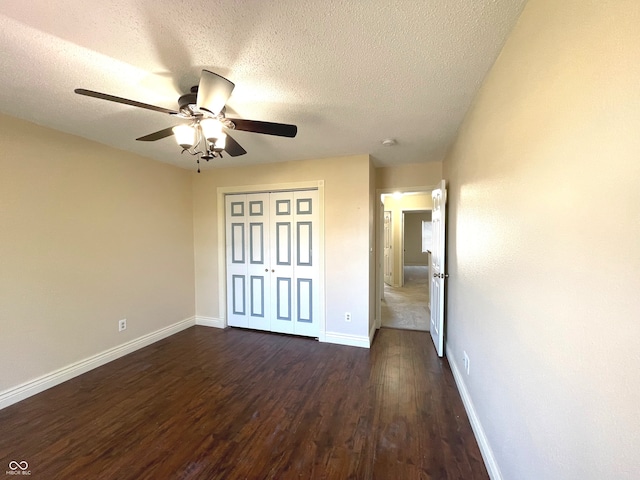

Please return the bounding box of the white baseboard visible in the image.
[323,331,371,349]
[0,316,196,411]
[447,343,503,480]
[195,316,226,329]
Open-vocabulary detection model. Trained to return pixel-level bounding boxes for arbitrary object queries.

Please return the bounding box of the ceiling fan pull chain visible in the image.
[197,158,200,174]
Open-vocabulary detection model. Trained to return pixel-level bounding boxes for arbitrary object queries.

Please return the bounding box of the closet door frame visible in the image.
[217,180,326,342]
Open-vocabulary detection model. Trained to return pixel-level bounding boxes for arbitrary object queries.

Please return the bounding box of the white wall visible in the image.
[443,1,640,478]
[0,114,195,393]
[193,154,373,343]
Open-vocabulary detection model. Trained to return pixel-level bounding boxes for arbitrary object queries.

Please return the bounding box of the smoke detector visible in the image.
[382,138,396,146]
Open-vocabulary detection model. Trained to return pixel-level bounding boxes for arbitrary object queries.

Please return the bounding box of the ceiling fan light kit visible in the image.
[74,69,298,172]
[214,134,226,151]
[172,124,196,150]
[200,118,224,142]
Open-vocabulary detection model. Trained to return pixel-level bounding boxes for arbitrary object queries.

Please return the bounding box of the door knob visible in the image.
[265,269,268,272]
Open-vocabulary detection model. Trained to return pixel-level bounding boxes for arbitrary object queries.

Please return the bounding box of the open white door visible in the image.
[377,201,385,328]
[430,180,447,357]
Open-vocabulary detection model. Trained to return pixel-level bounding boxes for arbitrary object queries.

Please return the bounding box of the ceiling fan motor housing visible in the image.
[178,93,198,116]
[177,92,233,125]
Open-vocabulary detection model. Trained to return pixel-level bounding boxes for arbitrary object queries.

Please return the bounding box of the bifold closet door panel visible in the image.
[269,191,295,334]
[226,195,248,328]
[292,190,319,337]
[246,193,271,331]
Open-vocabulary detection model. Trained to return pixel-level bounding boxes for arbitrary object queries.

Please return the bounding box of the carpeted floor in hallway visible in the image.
[381,265,430,331]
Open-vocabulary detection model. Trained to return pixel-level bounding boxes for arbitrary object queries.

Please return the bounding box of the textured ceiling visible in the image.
[0,0,527,170]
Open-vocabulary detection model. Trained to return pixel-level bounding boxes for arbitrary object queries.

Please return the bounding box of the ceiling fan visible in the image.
[74,70,297,171]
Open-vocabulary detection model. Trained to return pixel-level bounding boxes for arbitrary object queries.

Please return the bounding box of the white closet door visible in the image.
[269,192,295,334]
[226,190,320,338]
[292,190,319,337]
[226,195,248,328]
[246,193,271,331]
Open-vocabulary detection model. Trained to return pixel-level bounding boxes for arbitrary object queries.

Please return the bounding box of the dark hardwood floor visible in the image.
[0,327,488,479]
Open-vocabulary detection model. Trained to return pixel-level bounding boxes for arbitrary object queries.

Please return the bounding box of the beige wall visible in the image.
[382,193,433,286]
[193,154,373,339]
[0,114,195,392]
[404,212,431,266]
[443,1,640,478]
[376,161,442,190]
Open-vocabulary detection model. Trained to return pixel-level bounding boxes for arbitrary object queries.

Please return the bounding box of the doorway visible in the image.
[377,191,432,331]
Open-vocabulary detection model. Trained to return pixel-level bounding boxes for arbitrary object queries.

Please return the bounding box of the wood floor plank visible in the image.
[0,327,488,479]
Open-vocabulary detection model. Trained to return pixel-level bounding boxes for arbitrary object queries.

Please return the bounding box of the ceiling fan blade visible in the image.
[74,89,178,115]
[196,70,235,115]
[224,133,247,157]
[136,126,177,142]
[228,118,297,138]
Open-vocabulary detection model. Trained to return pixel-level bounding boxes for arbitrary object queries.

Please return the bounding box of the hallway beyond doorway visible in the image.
[381,265,430,331]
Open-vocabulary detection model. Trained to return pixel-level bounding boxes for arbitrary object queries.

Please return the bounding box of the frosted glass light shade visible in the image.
[172,124,196,149]
[214,133,226,151]
[200,118,223,142]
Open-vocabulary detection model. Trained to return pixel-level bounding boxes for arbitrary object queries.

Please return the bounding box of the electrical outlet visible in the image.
[345,312,352,322]
[463,351,470,375]
[118,319,127,332]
